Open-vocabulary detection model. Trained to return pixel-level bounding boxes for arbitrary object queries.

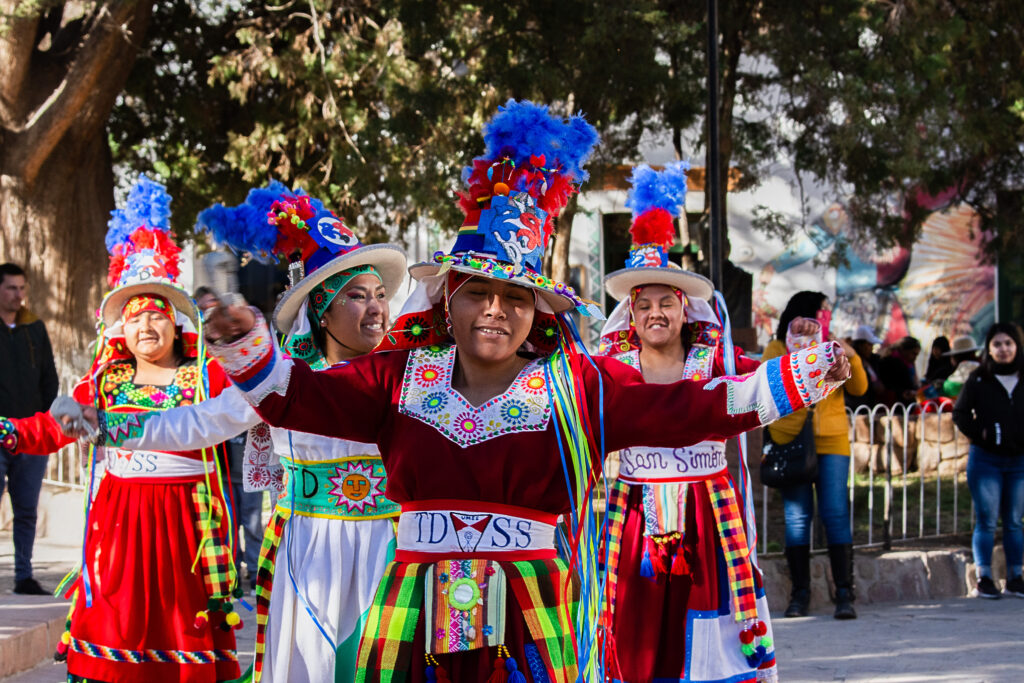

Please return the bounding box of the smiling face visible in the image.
[319,273,389,356]
[123,310,177,364]
[448,277,535,365]
[989,332,1017,365]
[632,284,685,351]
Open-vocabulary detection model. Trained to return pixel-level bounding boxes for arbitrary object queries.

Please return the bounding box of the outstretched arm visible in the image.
[206,313,392,443]
[97,384,261,450]
[599,341,849,451]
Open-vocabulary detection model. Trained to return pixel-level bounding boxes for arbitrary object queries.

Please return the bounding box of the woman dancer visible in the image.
[0,177,240,683]
[65,184,407,683]
[597,163,778,682]
[200,101,851,683]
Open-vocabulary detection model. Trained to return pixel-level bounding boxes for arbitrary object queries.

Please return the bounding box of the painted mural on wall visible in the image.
[751,193,995,350]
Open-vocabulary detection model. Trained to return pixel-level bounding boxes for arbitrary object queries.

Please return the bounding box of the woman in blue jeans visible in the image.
[953,322,1024,599]
[763,292,868,619]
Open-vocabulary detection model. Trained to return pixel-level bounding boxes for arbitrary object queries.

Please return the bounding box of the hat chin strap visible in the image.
[321,322,363,358]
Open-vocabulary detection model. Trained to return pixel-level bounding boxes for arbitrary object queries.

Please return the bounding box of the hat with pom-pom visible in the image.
[407,100,601,315]
[195,181,406,335]
[603,163,712,302]
[99,175,198,329]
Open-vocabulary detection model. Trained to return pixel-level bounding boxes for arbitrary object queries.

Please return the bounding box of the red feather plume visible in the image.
[107,228,182,288]
[629,208,676,248]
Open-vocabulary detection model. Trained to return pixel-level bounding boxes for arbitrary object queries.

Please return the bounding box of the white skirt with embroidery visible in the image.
[262,514,395,683]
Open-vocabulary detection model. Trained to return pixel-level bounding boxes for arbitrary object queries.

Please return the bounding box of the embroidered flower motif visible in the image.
[424,344,446,357]
[422,391,447,414]
[417,364,444,385]
[454,413,479,435]
[485,566,496,576]
[402,316,430,342]
[500,399,529,425]
[482,624,493,636]
[439,573,449,584]
[523,374,546,395]
[436,628,445,640]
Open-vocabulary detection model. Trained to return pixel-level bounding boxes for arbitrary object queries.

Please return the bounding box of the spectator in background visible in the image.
[846,324,884,411]
[952,322,1024,599]
[940,335,982,399]
[764,291,868,619]
[924,336,954,383]
[195,286,264,591]
[878,336,921,405]
[0,263,58,595]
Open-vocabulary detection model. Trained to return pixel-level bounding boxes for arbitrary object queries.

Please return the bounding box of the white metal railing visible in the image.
[758,399,971,553]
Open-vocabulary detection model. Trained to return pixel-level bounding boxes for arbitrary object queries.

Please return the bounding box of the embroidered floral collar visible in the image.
[398,344,551,447]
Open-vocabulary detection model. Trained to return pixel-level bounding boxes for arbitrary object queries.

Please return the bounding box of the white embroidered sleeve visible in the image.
[704,342,843,425]
[208,311,293,405]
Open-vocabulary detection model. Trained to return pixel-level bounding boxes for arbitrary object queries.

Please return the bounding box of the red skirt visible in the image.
[608,482,719,682]
[67,475,239,683]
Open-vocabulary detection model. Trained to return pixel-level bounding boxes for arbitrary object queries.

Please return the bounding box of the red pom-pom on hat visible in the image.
[629,208,676,249]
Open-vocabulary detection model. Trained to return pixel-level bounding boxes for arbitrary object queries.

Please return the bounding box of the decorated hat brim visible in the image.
[100,281,199,329]
[407,261,576,314]
[273,243,408,333]
[603,267,714,302]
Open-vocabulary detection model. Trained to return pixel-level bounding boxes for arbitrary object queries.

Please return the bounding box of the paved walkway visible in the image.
[773,597,1024,682]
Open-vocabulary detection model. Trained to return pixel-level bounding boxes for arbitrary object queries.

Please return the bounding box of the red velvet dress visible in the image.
[605,346,774,683]
[10,361,239,683]
[213,322,837,683]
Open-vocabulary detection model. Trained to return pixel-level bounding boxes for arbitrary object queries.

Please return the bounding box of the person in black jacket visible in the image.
[0,263,59,594]
[952,322,1024,600]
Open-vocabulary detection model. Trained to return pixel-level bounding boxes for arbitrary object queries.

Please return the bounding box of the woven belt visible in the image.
[395,499,558,562]
[278,456,400,520]
[618,441,727,484]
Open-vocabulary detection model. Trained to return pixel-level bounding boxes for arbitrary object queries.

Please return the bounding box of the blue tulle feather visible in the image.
[625,162,690,218]
[105,175,172,253]
[475,100,599,181]
[195,180,293,261]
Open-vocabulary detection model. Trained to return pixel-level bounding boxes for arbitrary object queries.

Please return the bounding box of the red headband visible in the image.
[121,294,174,325]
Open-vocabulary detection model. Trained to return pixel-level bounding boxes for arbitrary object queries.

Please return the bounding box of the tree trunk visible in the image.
[0,1,153,376]
[1,139,115,373]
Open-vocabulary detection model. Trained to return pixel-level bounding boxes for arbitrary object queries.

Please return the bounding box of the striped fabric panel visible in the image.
[252,509,288,682]
[706,475,758,622]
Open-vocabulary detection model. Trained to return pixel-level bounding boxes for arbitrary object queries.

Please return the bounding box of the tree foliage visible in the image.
[756,0,1024,257]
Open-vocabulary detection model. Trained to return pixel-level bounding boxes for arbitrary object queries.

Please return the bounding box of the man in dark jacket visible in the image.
[0,263,59,594]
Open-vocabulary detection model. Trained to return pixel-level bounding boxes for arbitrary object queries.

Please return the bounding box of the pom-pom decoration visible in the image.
[196,181,359,267]
[625,162,690,220]
[629,208,676,249]
[105,175,172,254]
[457,100,600,258]
[106,227,182,288]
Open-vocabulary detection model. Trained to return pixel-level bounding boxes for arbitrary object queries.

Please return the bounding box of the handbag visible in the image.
[760,408,818,488]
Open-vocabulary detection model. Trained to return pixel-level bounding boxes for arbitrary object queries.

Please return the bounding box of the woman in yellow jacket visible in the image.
[763,291,868,620]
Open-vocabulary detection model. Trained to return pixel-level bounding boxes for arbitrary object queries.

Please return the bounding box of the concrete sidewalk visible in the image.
[0,530,255,681]
[773,597,1024,682]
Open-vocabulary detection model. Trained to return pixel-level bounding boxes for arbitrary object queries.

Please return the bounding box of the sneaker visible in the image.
[1004,576,1024,598]
[973,576,1001,599]
[13,578,49,595]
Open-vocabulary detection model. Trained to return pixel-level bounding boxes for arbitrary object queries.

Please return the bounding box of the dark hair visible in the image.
[978,322,1024,378]
[775,291,827,341]
[0,263,26,284]
[930,336,950,354]
[193,285,215,300]
[897,336,921,352]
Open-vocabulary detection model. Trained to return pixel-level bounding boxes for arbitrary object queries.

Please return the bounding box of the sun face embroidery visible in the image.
[327,461,385,513]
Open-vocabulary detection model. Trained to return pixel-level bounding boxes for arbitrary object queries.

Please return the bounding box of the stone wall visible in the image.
[758,544,1003,613]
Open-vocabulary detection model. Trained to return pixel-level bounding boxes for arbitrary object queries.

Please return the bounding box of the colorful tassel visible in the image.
[506,655,527,683]
[639,546,655,578]
[670,546,689,575]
